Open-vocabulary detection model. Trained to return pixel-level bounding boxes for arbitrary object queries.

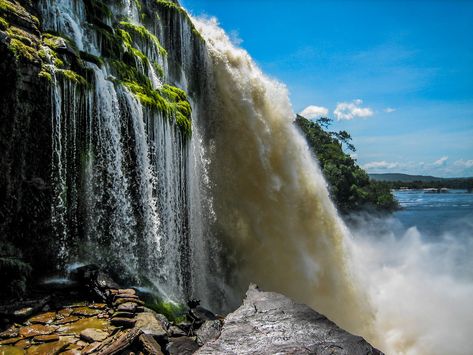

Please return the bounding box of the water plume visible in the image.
[194,16,374,339]
[347,213,473,355]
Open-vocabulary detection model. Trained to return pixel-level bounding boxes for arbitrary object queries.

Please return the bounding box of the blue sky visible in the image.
[181,0,473,177]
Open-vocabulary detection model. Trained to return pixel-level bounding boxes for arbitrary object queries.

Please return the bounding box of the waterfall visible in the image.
[39,0,371,330]
[38,0,216,303]
[5,0,470,353]
[192,16,374,337]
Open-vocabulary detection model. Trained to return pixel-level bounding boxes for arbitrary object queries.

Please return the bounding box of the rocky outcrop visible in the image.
[1,276,383,354]
[197,284,382,355]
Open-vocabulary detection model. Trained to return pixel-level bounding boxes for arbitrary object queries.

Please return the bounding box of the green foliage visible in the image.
[0,15,8,30]
[121,80,192,136]
[0,0,39,27]
[117,28,148,63]
[155,0,182,12]
[118,21,167,57]
[385,178,473,191]
[152,60,164,78]
[0,242,32,299]
[146,299,187,323]
[295,115,398,214]
[8,37,37,61]
[6,26,40,61]
[56,69,87,85]
[79,50,104,66]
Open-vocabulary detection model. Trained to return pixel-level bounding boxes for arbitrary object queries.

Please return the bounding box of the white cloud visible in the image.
[384,107,396,113]
[363,161,400,170]
[434,156,448,166]
[454,159,473,168]
[334,99,374,120]
[299,105,329,119]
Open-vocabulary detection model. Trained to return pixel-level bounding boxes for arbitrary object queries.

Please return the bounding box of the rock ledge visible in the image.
[197,284,383,355]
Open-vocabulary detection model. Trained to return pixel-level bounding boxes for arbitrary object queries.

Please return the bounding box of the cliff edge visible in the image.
[197,284,382,355]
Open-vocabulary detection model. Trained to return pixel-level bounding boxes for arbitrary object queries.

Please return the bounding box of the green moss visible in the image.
[0,15,8,30]
[155,0,204,44]
[7,26,36,46]
[122,81,192,136]
[42,33,66,50]
[56,69,87,85]
[117,28,148,63]
[38,67,53,82]
[110,60,151,86]
[0,0,20,15]
[8,38,37,61]
[133,0,142,11]
[152,61,164,78]
[38,46,64,68]
[79,50,104,66]
[155,0,183,12]
[118,21,167,57]
[0,0,38,28]
[146,299,187,324]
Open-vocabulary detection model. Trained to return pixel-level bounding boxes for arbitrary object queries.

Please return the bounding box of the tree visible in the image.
[295,115,398,214]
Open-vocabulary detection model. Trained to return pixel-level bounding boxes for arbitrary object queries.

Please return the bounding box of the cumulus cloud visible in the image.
[299,105,329,119]
[334,99,374,120]
[384,107,396,113]
[363,161,399,170]
[434,156,449,166]
[454,159,473,168]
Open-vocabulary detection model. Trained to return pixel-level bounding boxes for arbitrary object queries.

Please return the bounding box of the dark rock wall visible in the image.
[0,0,55,278]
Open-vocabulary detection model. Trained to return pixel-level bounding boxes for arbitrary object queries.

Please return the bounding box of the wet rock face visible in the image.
[0,0,54,289]
[197,285,383,355]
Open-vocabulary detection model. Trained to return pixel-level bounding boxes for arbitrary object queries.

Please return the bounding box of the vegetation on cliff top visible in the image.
[295,115,399,214]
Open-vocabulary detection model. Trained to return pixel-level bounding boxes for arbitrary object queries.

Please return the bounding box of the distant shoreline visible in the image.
[369,173,473,191]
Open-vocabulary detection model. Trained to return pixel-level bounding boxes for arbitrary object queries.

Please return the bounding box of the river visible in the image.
[393,189,473,238]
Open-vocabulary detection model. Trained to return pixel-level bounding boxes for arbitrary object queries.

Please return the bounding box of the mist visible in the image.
[346,213,473,355]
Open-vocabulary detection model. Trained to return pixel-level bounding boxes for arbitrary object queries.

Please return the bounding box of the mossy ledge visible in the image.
[0,1,88,85]
[123,80,192,137]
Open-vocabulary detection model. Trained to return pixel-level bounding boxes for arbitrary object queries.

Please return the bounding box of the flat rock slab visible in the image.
[197,285,383,355]
[196,320,222,346]
[114,298,144,306]
[57,308,73,317]
[60,350,82,355]
[57,317,109,335]
[139,334,164,355]
[110,317,136,328]
[167,337,200,355]
[33,334,59,342]
[112,311,135,319]
[89,303,107,310]
[0,345,24,355]
[71,307,102,317]
[28,312,56,324]
[116,302,137,313]
[80,328,109,342]
[0,326,19,339]
[135,311,167,338]
[26,340,68,354]
[0,337,22,345]
[55,316,80,325]
[19,324,56,338]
